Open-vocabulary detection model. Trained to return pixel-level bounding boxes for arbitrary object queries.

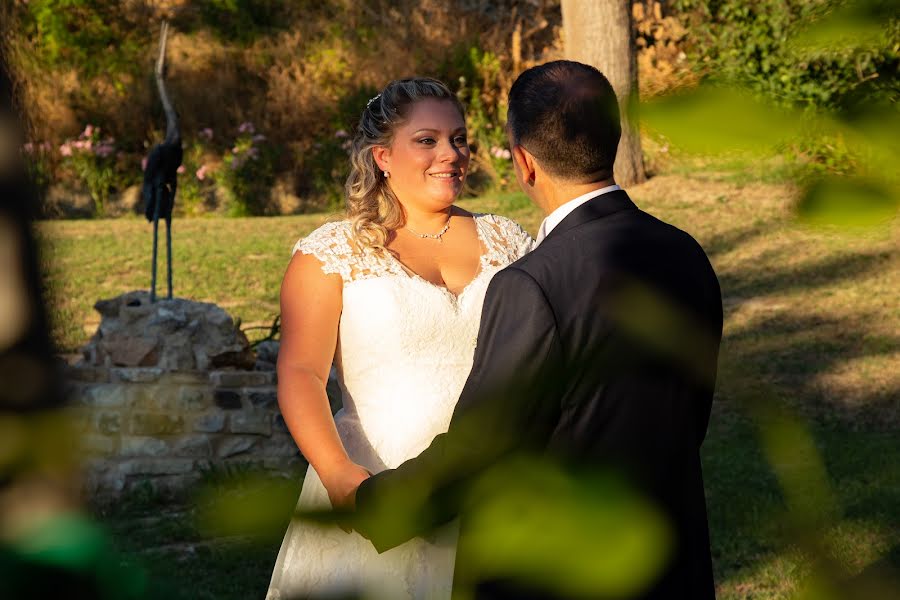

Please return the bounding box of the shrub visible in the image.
[20,0,146,83]
[58,125,125,216]
[297,133,353,213]
[174,131,219,217]
[193,0,294,44]
[217,123,277,216]
[21,141,54,193]
[670,0,899,178]
[454,47,516,195]
[672,0,898,112]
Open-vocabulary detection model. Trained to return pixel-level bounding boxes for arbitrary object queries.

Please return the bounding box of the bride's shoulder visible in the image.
[299,219,353,242]
[290,220,357,279]
[291,220,353,255]
[474,213,535,261]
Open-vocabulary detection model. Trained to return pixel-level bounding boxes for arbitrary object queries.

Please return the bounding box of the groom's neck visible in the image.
[543,177,618,215]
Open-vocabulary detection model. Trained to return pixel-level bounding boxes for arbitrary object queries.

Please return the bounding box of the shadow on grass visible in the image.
[721,311,899,426]
[718,250,894,304]
[704,254,899,595]
[704,221,774,259]
[703,414,900,594]
[697,204,900,593]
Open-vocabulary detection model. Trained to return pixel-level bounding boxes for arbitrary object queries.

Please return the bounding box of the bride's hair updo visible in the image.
[345,77,464,253]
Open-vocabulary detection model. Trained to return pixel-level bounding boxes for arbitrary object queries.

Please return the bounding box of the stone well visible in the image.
[66,365,302,497]
[65,291,331,498]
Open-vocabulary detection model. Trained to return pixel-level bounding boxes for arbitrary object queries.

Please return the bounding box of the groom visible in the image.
[349,60,722,599]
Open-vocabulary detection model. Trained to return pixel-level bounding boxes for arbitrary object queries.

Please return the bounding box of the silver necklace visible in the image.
[405,215,451,242]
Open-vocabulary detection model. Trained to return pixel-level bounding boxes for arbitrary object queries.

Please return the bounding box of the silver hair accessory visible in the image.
[366,93,381,108]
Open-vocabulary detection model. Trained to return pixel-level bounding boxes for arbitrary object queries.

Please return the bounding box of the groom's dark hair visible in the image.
[507,60,621,182]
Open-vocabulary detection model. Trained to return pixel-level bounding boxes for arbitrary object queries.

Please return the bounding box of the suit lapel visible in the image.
[543,190,637,243]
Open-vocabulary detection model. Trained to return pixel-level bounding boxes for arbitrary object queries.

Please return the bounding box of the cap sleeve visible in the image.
[478,214,535,266]
[292,220,355,283]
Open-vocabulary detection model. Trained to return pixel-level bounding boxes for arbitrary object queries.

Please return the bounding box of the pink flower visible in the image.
[83,124,95,138]
[238,121,255,134]
[95,144,115,158]
[334,129,349,139]
[196,164,210,181]
[22,142,34,154]
[60,144,73,157]
[490,146,511,160]
[177,165,186,174]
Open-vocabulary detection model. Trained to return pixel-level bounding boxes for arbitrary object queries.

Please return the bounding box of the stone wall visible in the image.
[65,365,307,498]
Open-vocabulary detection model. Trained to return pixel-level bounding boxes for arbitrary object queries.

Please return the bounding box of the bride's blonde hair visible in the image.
[346,77,463,253]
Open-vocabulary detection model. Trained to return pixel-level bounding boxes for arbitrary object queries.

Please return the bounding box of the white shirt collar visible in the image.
[535,184,622,246]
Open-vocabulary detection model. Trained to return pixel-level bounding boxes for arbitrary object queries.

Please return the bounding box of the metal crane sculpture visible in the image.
[142,21,182,303]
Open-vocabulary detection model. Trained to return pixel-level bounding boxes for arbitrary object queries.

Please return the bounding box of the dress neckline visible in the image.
[385,213,487,300]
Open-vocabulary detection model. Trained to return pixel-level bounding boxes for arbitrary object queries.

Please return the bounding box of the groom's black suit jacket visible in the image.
[355,190,722,599]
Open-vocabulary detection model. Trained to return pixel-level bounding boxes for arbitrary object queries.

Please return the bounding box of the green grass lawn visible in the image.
[38,171,899,598]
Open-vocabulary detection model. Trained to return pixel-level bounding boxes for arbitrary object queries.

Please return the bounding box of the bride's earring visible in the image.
[383,170,390,178]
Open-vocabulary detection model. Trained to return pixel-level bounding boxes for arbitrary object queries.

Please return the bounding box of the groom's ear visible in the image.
[511,145,536,186]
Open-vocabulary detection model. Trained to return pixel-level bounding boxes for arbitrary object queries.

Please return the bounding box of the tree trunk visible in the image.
[561,0,646,186]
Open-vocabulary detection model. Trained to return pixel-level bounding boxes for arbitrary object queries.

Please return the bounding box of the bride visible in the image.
[266,77,533,599]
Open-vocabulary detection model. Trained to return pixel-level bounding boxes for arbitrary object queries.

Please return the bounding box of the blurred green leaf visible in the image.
[195,473,299,542]
[0,412,79,476]
[642,87,803,155]
[13,513,107,570]
[607,279,719,386]
[794,574,844,600]
[842,107,900,173]
[4,512,151,598]
[796,176,899,228]
[757,411,839,527]
[457,458,672,598]
[296,458,672,598]
[791,0,896,51]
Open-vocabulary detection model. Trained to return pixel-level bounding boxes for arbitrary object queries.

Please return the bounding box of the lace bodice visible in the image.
[291,214,533,468]
[293,214,533,286]
[267,213,532,600]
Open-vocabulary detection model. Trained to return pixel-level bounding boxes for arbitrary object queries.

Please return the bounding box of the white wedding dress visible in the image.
[266,214,533,600]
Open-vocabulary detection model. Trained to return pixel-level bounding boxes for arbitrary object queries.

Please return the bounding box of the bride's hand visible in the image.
[322,461,371,510]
